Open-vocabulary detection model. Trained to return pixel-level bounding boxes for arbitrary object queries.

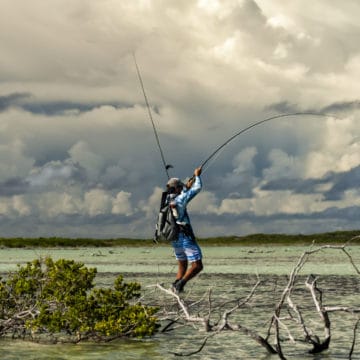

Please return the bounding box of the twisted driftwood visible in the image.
[154,239,360,359]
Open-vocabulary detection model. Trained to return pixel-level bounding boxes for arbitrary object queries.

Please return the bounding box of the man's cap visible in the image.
[166,178,184,188]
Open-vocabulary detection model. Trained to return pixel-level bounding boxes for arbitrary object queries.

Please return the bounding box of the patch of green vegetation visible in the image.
[0,230,359,248]
[198,230,360,246]
[0,257,159,342]
[0,237,154,248]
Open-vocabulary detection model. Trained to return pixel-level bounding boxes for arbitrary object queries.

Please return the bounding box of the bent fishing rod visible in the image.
[190,112,338,179]
[133,53,172,180]
[132,58,337,182]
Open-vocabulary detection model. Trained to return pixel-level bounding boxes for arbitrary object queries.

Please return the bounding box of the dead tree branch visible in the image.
[156,283,211,331]
[305,274,331,353]
[349,319,360,360]
[156,276,278,356]
[154,242,359,359]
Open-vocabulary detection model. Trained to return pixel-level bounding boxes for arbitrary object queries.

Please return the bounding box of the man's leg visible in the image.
[174,260,203,293]
[183,260,204,282]
[183,260,203,282]
[176,260,188,280]
[173,234,203,293]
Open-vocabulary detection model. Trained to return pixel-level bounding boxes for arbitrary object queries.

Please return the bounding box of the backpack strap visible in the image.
[159,191,168,209]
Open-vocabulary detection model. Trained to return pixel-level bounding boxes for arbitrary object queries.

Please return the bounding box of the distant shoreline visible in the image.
[0,230,359,248]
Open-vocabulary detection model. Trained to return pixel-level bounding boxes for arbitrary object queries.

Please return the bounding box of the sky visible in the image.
[1,0,360,239]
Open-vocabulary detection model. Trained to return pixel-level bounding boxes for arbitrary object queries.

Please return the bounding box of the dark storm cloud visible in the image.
[323,165,360,200]
[34,212,142,227]
[0,178,29,196]
[266,100,360,116]
[321,100,360,114]
[261,177,327,193]
[264,101,302,114]
[0,161,89,197]
[22,100,135,116]
[265,101,324,116]
[0,92,31,112]
[261,165,360,201]
[319,205,360,221]
[0,92,135,116]
[0,212,143,238]
[195,203,360,230]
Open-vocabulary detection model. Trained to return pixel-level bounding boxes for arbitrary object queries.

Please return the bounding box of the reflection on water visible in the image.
[0,246,359,359]
[0,339,163,360]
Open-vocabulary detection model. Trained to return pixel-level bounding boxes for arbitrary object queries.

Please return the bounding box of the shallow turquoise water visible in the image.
[0,245,358,275]
[0,245,359,359]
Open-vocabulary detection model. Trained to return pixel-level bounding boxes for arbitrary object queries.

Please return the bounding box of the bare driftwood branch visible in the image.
[156,276,278,357]
[156,283,211,331]
[265,243,360,358]
[305,274,331,353]
[155,242,359,359]
[170,334,215,357]
[216,275,261,331]
[349,319,360,359]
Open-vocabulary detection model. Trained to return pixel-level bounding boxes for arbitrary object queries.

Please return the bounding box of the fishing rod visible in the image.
[194,112,337,177]
[132,53,172,180]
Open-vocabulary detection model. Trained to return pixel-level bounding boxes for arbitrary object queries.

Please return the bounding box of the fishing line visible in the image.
[199,112,337,174]
[133,52,172,180]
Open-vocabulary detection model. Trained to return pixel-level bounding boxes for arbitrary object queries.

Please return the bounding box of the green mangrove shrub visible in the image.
[0,257,159,342]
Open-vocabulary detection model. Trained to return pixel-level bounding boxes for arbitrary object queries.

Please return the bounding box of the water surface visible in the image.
[0,245,359,359]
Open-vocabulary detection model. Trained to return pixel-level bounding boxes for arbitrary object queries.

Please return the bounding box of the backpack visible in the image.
[154,191,179,242]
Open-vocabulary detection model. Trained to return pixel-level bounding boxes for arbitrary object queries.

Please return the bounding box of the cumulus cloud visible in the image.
[0,195,31,218]
[219,147,259,198]
[27,160,81,188]
[262,149,301,182]
[4,187,135,221]
[140,187,163,219]
[35,191,83,218]
[188,190,220,214]
[83,189,112,217]
[69,141,105,182]
[0,139,35,182]
[112,191,133,215]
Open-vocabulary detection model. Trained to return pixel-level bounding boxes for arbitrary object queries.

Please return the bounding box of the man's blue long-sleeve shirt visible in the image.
[173,176,202,225]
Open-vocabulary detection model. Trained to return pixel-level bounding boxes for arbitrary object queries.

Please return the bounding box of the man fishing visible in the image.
[167,166,203,293]
[134,54,335,294]
[133,55,203,293]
